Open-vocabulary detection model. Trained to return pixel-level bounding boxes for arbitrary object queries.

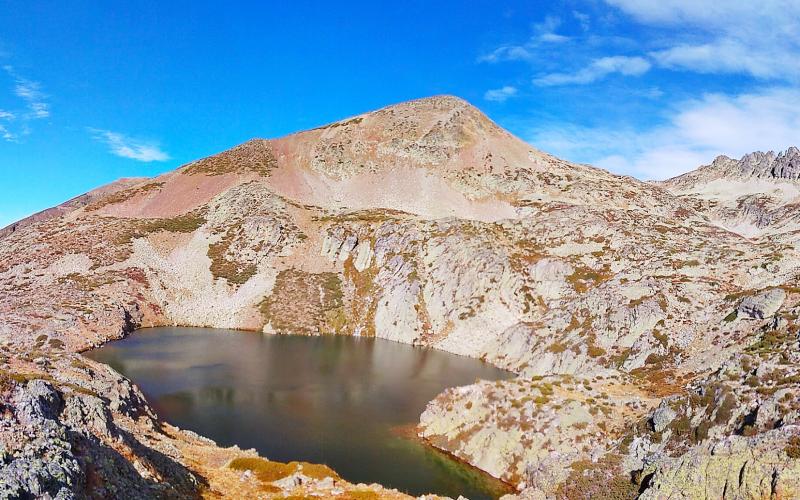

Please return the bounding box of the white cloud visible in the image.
[0,124,14,141]
[89,128,170,162]
[4,66,50,119]
[479,16,568,63]
[484,86,518,102]
[533,55,650,86]
[650,41,793,79]
[479,45,534,63]
[605,0,800,80]
[572,10,591,31]
[603,0,796,27]
[535,16,569,43]
[0,66,50,141]
[529,88,800,180]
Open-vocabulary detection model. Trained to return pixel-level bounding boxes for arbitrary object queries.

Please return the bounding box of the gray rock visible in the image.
[0,381,81,500]
[737,288,786,320]
[13,379,62,426]
[735,147,800,180]
[651,403,677,433]
[768,314,788,331]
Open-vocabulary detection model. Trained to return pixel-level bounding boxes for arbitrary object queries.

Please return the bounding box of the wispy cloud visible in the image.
[572,10,591,31]
[0,66,50,141]
[0,124,14,141]
[649,41,790,79]
[529,88,800,179]
[484,86,518,102]
[605,0,800,80]
[534,55,651,86]
[479,16,568,63]
[89,128,170,162]
[4,65,50,119]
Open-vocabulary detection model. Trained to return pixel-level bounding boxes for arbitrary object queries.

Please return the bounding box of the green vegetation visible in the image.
[260,270,347,335]
[207,228,257,285]
[115,212,207,245]
[555,455,639,499]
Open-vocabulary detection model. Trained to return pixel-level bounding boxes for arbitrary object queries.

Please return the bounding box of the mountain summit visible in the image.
[3,96,800,498]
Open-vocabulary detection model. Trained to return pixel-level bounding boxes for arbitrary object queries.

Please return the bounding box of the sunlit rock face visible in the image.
[3,95,800,498]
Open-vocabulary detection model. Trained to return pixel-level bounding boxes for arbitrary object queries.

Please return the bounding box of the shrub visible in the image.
[588,345,606,358]
[786,436,800,459]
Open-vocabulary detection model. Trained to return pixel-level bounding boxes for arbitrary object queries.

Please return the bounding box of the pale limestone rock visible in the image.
[738,288,786,319]
[353,241,372,271]
[640,428,800,500]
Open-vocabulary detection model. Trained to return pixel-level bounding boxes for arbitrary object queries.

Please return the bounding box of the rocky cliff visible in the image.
[2,95,800,499]
[661,147,800,238]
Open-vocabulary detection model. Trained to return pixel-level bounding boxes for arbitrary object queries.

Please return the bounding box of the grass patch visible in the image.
[114,212,206,245]
[723,310,738,323]
[87,181,164,211]
[341,491,380,500]
[183,140,276,176]
[556,455,638,500]
[208,228,257,285]
[786,436,800,459]
[260,270,346,335]
[567,265,613,293]
[228,457,339,484]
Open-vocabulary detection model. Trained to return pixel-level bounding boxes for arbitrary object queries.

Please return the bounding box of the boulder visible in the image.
[737,288,786,320]
[651,403,677,433]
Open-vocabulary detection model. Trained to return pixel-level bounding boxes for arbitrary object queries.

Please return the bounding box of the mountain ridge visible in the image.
[3,95,800,498]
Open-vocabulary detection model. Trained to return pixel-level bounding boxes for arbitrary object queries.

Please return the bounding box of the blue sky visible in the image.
[1,1,799,227]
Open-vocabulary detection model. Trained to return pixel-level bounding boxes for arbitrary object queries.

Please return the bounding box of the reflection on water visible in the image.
[87,327,512,499]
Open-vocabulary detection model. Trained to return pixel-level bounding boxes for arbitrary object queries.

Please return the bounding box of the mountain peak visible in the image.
[665,146,800,190]
[727,146,800,180]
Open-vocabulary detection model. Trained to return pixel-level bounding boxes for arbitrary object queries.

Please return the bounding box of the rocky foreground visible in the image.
[2,95,800,498]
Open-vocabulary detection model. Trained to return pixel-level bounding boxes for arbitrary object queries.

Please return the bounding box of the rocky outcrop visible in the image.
[661,147,800,237]
[738,288,786,319]
[0,357,202,499]
[639,428,800,499]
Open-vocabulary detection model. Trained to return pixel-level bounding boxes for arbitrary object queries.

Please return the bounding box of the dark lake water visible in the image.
[86,327,513,499]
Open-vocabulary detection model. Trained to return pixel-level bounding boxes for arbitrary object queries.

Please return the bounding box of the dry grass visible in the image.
[567,265,613,293]
[555,454,638,500]
[183,140,276,176]
[86,182,164,211]
[260,270,346,335]
[228,457,339,484]
[114,212,206,245]
[207,228,257,285]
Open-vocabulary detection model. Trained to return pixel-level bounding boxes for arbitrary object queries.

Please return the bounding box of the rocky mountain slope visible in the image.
[2,95,800,498]
[662,147,800,238]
